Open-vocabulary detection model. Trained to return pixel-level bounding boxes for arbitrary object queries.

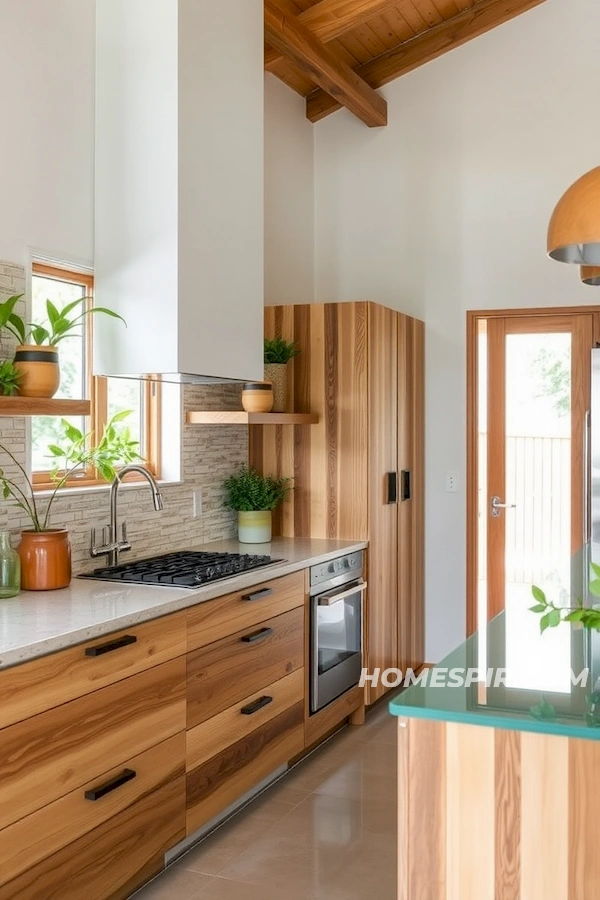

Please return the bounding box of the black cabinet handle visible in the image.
[85,768,136,801]
[241,587,273,602]
[387,472,398,504]
[241,695,273,715]
[401,470,411,501]
[241,627,274,644]
[85,634,137,657]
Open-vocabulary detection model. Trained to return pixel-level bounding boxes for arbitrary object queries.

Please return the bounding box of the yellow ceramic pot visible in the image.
[238,510,272,544]
[242,382,274,414]
[14,345,60,398]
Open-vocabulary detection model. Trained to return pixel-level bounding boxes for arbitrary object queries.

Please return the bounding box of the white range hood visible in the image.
[94,0,264,383]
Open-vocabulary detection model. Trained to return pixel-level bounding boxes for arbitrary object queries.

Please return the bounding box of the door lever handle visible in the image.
[491,496,517,518]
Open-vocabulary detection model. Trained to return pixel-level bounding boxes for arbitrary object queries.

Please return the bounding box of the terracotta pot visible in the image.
[14,344,60,398]
[19,529,71,591]
[264,363,288,413]
[242,382,274,414]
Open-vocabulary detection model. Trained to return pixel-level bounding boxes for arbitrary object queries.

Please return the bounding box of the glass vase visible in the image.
[0,531,20,599]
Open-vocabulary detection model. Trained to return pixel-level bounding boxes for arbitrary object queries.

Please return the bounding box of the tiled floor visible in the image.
[134,703,397,900]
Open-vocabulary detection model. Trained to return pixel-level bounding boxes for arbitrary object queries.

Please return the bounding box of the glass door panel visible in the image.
[476,314,593,695]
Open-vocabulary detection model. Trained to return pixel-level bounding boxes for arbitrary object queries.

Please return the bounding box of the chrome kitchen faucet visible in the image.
[90,465,164,567]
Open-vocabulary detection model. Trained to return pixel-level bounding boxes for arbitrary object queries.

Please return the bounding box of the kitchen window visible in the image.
[31,263,161,488]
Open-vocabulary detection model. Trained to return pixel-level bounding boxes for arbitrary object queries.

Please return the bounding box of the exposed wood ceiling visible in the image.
[264,0,548,126]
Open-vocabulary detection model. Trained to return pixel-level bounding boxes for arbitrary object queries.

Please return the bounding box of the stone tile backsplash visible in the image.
[0,262,247,573]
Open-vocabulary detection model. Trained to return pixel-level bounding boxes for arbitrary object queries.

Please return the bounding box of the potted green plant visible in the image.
[0,360,21,396]
[223,466,291,543]
[264,337,300,413]
[0,411,140,590]
[0,294,125,398]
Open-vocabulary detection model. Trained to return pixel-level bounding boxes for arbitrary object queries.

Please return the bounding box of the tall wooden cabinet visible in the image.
[251,301,424,704]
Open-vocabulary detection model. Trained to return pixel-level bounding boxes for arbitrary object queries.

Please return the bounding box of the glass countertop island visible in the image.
[389,611,600,741]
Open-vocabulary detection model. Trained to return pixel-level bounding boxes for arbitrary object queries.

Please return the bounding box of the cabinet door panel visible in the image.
[0,611,186,729]
[0,656,185,830]
[186,702,304,834]
[187,668,304,770]
[398,315,425,673]
[187,607,304,727]
[0,733,184,886]
[187,571,304,651]
[0,775,185,900]
[366,302,399,703]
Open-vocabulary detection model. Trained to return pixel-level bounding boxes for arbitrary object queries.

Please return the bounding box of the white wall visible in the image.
[0,0,95,265]
[264,74,315,305]
[313,0,600,661]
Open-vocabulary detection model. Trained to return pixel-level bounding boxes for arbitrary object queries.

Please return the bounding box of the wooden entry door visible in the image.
[472,312,594,631]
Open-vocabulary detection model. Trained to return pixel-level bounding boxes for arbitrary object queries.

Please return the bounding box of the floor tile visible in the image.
[134,704,397,899]
[177,798,297,876]
[193,875,313,899]
[133,868,210,899]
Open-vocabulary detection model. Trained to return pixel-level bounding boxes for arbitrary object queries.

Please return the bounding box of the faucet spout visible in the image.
[108,464,164,567]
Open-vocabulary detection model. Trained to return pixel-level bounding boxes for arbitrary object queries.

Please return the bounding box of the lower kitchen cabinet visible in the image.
[0,564,364,898]
[2,734,185,887]
[185,580,306,835]
[0,617,187,900]
[186,674,305,833]
[0,769,185,900]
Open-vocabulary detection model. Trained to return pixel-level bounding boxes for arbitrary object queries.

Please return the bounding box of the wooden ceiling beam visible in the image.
[265,0,387,127]
[265,0,402,71]
[306,0,548,121]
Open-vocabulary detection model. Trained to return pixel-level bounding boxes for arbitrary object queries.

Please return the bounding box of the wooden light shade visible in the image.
[547,166,600,264]
[581,266,600,286]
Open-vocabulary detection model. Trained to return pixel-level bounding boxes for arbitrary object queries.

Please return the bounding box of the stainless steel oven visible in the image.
[309,551,365,714]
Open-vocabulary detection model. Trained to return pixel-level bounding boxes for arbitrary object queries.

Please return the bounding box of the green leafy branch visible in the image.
[0,411,142,531]
[530,565,600,632]
[0,293,125,346]
[0,359,21,396]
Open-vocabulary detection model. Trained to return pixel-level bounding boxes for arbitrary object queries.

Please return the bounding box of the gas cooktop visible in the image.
[79,550,284,589]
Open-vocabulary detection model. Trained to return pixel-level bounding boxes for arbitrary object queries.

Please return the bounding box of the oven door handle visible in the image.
[317,581,367,607]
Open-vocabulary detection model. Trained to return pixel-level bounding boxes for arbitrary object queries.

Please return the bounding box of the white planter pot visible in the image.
[238,510,272,544]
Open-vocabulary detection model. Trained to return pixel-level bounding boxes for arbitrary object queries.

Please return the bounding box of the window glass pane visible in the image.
[504,332,572,694]
[107,378,144,463]
[31,275,87,471]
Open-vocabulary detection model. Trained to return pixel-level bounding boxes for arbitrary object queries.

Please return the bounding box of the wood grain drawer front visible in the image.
[187,606,304,728]
[187,668,304,771]
[187,570,304,651]
[0,771,185,900]
[186,698,304,835]
[0,732,185,887]
[0,656,185,831]
[0,611,186,729]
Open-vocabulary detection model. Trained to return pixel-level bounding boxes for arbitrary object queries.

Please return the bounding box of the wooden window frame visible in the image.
[31,263,161,490]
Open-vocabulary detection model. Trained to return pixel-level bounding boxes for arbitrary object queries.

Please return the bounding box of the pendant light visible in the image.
[581,266,600,286]
[547,167,600,265]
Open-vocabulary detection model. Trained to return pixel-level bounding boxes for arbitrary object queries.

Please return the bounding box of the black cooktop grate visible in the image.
[79,550,283,589]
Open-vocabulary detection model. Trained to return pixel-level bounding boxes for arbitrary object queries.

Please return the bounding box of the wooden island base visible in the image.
[398,716,600,900]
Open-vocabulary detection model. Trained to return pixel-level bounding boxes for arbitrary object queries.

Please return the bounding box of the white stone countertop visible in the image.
[0,537,367,669]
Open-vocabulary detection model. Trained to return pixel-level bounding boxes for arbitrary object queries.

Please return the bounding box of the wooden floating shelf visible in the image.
[186,411,319,426]
[0,397,91,417]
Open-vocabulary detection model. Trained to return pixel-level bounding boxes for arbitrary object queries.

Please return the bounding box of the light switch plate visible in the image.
[192,488,202,518]
[445,473,458,493]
